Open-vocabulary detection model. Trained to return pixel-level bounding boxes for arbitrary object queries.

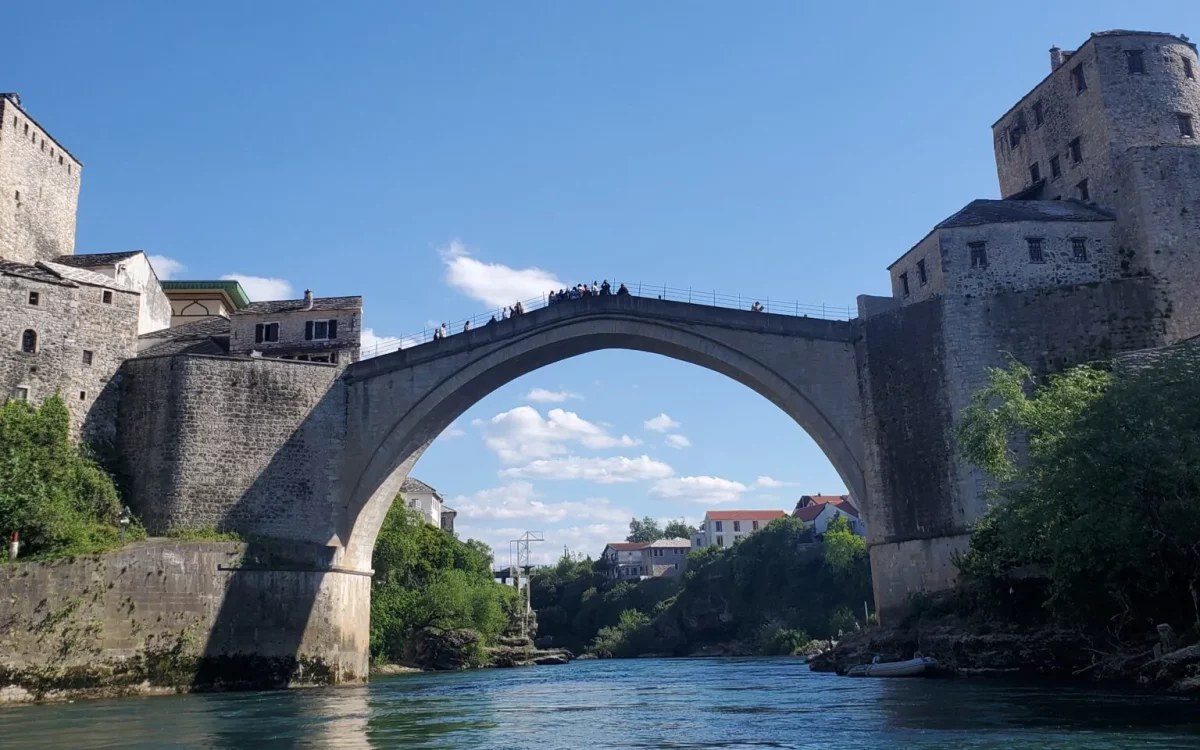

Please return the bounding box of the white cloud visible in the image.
[476,406,640,463]
[644,413,680,433]
[500,455,674,484]
[441,240,564,308]
[147,254,186,280]
[450,482,630,524]
[220,273,294,301]
[442,423,466,439]
[526,388,581,404]
[754,476,793,488]
[650,475,749,504]
[665,434,691,449]
[359,327,426,358]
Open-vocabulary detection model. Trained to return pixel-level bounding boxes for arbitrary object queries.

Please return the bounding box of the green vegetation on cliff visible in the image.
[956,351,1200,634]
[532,516,872,657]
[370,504,518,668]
[0,396,139,559]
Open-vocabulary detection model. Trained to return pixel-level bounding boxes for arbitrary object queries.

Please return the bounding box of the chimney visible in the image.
[1049,46,1064,71]
[303,289,314,311]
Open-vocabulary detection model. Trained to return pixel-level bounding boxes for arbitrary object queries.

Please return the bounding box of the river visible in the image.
[3,658,1199,749]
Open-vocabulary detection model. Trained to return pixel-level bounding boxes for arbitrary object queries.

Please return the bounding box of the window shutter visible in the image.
[328,319,338,339]
[305,321,314,340]
[255,323,264,343]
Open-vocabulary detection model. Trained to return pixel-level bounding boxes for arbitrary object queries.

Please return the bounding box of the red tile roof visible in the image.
[604,542,647,551]
[705,510,787,522]
[792,499,859,522]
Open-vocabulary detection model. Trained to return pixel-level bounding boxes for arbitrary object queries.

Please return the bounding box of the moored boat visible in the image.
[846,655,938,677]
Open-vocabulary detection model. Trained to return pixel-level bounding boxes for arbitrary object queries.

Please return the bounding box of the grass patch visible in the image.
[165,527,245,543]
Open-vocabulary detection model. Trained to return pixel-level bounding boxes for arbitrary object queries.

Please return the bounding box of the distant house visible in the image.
[642,538,691,577]
[792,494,865,537]
[691,510,787,550]
[399,477,454,532]
[601,542,648,581]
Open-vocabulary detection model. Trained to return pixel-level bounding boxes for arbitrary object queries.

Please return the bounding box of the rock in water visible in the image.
[411,628,483,671]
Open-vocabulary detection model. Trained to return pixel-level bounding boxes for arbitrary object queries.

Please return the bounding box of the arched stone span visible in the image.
[338,295,865,571]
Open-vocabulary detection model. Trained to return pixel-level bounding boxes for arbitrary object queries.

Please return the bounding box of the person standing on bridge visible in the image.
[617,283,629,296]
[488,315,497,325]
[751,301,764,312]
[592,281,599,296]
[463,320,471,333]
[601,280,611,295]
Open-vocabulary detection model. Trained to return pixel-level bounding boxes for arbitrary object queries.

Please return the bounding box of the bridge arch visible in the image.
[339,297,864,570]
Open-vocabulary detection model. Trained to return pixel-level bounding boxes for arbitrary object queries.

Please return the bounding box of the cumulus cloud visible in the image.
[441,240,564,308]
[650,475,749,504]
[644,413,680,433]
[475,406,640,463]
[526,388,581,404]
[220,273,294,301]
[665,434,691,449]
[147,254,186,280]
[441,423,466,439]
[500,455,674,484]
[754,476,793,488]
[450,482,630,524]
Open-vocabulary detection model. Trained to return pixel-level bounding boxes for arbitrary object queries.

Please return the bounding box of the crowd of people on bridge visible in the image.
[547,280,628,303]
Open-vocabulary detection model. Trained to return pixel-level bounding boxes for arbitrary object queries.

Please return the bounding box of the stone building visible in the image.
[229,290,362,364]
[0,94,82,266]
[641,538,691,577]
[53,251,172,335]
[397,477,456,532]
[690,510,787,550]
[160,279,249,327]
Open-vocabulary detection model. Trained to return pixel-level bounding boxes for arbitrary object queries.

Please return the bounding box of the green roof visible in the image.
[160,280,250,309]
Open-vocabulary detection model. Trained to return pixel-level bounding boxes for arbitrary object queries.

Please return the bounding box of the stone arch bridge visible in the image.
[117,292,975,684]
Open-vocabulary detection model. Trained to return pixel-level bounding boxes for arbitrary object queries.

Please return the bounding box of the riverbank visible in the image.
[808,618,1200,693]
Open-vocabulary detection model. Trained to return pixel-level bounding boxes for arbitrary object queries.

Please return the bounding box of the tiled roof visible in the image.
[644,538,692,547]
[705,510,787,522]
[160,280,251,309]
[39,261,132,290]
[238,296,363,315]
[140,316,231,341]
[0,259,74,286]
[400,477,439,495]
[604,542,647,551]
[937,199,1113,229]
[138,337,229,358]
[793,500,859,522]
[53,251,142,268]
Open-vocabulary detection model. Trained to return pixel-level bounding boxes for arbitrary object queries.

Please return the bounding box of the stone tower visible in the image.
[991,31,1200,340]
[0,93,83,264]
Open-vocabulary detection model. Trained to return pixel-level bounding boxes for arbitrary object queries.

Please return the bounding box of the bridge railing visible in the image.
[359,282,855,359]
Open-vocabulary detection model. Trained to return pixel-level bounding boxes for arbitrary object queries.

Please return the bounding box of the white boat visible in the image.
[846,655,938,677]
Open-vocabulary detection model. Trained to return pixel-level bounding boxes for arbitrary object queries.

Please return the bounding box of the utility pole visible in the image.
[509,531,544,639]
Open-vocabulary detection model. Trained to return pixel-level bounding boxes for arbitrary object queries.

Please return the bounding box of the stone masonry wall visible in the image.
[0,274,139,440]
[116,355,347,550]
[0,98,82,265]
[230,307,363,363]
[0,540,368,702]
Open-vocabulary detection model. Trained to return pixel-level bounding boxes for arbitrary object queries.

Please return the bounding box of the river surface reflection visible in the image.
[3,657,1199,748]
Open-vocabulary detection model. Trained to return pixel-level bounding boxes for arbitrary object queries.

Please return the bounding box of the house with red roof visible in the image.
[691,509,787,550]
[791,494,865,537]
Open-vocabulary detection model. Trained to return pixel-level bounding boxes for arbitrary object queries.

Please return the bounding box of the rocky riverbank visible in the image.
[809,619,1200,693]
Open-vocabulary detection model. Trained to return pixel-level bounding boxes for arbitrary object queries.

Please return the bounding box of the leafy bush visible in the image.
[0,396,133,559]
[369,504,517,665]
[166,526,245,542]
[590,609,651,658]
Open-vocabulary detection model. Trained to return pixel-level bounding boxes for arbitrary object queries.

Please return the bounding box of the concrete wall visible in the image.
[116,354,347,551]
[0,273,139,440]
[0,540,367,702]
[0,97,82,266]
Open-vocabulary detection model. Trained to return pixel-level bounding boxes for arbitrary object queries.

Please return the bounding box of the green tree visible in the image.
[0,395,128,558]
[956,353,1200,631]
[626,516,664,543]
[663,520,697,540]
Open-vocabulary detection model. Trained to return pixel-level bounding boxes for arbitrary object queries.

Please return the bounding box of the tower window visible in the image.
[1029,162,1040,183]
[1184,56,1195,80]
[102,290,113,304]
[20,329,37,354]
[23,123,28,135]
[12,386,28,401]
[969,242,988,268]
[14,190,19,202]
[305,319,339,341]
[1077,179,1090,201]
[1071,64,1087,93]
[27,291,38,306]
[1072,238,1088,262]
[1179,114,1195,139]
[1032,100,1044,128]
[899,272,910,297]
[1050,155,1062,179]
[82,350,93,366]
[58,156,63,166]
[917,258,928,285]
[1008,125,1022,149]
[1125,50,1145,74]
[1027,238,1045,263]
[79,391,86,401]
[255,322,280,343]
[1069,137,1083,164]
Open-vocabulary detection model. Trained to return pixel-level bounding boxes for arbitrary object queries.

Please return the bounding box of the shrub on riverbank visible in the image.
[370,504,518,668]
[0,396,136,560]
[956,350,1200,635]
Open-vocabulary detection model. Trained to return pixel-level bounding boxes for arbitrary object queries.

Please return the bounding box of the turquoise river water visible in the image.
[3,658,1199,749]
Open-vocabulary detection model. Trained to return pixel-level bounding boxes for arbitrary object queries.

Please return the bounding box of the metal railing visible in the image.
[359,282,855,359]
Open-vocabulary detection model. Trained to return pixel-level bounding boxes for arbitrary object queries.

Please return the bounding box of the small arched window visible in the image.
[20,329,36,353]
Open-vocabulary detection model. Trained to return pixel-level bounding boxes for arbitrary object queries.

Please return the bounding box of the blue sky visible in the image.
[8,1,1196,563]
